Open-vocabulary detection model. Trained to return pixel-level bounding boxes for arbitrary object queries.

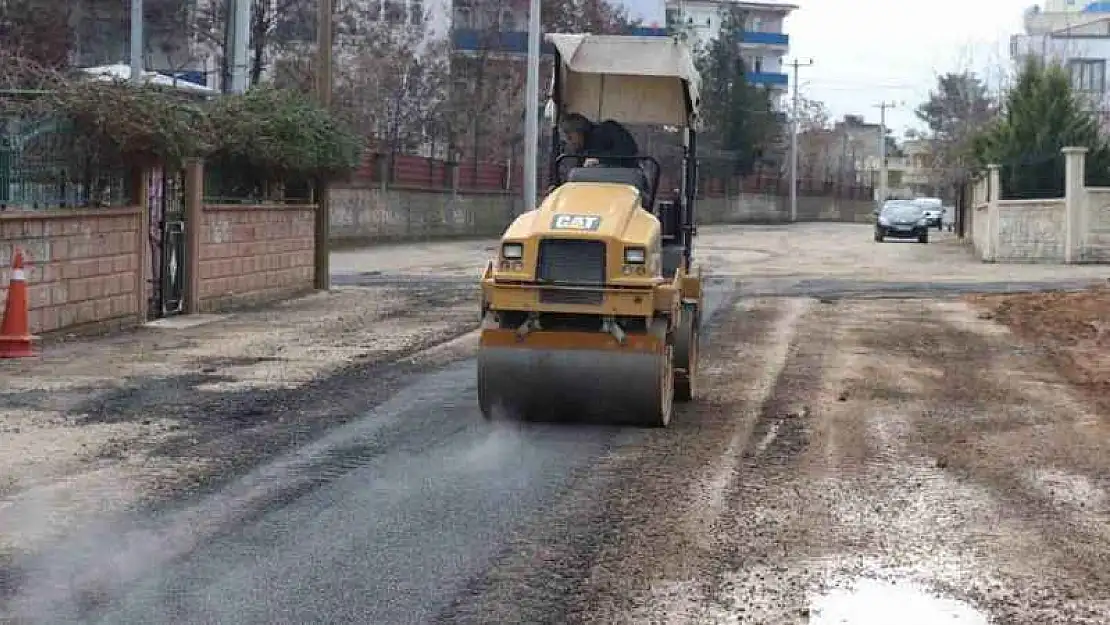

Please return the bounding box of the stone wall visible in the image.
[0,208,142,333]
[1083,188,1110,261]
[994,199,1067,262]
[198,204,316,311]
[329,185,873,243]
[965,149,1110,264]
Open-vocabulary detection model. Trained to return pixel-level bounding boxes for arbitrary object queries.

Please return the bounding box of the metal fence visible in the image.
[202,158,314,204]
[0,113,133,210]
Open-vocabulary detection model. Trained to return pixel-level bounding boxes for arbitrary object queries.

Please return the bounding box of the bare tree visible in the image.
[0,0,74,70]
[915,71,996,190]
[446,0,633,167]
[339,19,452,160]
[194,0,315,88]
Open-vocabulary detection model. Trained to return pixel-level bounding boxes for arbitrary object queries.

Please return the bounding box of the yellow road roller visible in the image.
[477,33,703,427]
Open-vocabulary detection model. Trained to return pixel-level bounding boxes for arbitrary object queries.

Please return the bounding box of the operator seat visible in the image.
[566,166,652,209]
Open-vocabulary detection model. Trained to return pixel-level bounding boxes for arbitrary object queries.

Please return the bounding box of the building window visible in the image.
[384,0,406,24]
[366,0,381,20]
[410,0,424,25]
[1068,58,1106,93]
[753,57,763,73]
[456,6,472,28]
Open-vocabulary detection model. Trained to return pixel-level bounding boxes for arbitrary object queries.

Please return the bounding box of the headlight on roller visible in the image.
[624,247,646,264]
[501,242,523,260]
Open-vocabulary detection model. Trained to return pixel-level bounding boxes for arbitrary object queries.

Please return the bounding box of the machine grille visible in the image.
[536,239,606,285]
[539,289,604,306]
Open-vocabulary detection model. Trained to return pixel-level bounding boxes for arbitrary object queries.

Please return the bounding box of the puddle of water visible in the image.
[810,578,988,625]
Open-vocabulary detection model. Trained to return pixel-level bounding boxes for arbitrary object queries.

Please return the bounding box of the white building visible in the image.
[1011,3,1110,97]
[664,0,796,94]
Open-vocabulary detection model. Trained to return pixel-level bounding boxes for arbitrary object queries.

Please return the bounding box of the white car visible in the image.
[910,198,943,229]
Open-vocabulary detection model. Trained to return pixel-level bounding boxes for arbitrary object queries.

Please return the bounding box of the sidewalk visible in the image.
[0,283,477,558]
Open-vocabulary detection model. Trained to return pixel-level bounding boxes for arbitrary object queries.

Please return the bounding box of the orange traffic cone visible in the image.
[0,248,35,358]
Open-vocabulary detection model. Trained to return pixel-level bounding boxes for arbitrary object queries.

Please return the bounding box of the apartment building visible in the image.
[1011,3,1110,99]
[664,0,795,93]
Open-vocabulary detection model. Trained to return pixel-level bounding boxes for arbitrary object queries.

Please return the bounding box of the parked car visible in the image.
[913,197,943,229]
[875,200,929,243]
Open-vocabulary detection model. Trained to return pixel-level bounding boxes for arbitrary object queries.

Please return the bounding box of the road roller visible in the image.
[477,33,704,427]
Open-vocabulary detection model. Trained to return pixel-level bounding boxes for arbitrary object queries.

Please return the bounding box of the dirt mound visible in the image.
[967,285,1110,402]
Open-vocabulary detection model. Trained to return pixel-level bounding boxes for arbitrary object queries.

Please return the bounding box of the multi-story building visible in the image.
[664,0,795,93]
[1011,3,1110,99]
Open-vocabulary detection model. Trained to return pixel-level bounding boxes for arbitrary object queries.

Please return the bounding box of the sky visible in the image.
[785,0,1028,135]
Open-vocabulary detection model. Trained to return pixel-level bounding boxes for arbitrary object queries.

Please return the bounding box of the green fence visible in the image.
[203,158,314,204]
[0,116,132,210]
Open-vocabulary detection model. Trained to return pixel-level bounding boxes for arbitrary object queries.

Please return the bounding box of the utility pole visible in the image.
[229,0,252,94]
[873,100,898,204]
[314,0,333,291]
[787,58,813,222]
[523,0,541,213]
[129,0,143,83]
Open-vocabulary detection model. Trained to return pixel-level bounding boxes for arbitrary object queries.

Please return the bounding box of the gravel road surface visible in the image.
[2,224,1108,624]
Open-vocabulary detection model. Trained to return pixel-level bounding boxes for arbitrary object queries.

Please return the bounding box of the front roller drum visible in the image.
[477,330,674,428]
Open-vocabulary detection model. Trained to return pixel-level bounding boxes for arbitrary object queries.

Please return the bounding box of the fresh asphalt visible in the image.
[7,279,739,625]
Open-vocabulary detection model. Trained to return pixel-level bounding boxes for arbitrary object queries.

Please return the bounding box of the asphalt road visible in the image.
[4,225,1108,624]
[6,276,737,625]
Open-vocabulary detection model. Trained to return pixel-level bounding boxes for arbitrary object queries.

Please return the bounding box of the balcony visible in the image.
[738,31,789,47]
[747,72,788,88]
[450,25,670,55]
[451,29,553,55]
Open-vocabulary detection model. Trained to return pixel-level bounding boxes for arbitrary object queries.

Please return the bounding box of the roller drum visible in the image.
[478,338,673,427]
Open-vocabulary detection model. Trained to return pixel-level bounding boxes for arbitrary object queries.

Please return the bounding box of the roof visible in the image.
[79,65,216,94]
[687,0,799,13]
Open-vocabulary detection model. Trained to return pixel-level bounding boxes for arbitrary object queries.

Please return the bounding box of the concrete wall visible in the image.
[329,186,875,243]
[199,204,316,312]
[0,208,142,334]
[1083,188,1110,261]
[330,186,520,243]
[971,198,990,261]
[967,148,1110,263]
[995,199,1067,262]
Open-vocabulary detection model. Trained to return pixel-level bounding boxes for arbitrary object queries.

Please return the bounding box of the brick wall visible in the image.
[198,204,315,311]
[0,208,142,334]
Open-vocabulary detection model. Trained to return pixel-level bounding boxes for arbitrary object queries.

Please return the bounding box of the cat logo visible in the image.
[551,214,602,231]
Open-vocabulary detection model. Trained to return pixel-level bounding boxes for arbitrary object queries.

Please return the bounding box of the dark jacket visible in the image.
[581,120,639,167]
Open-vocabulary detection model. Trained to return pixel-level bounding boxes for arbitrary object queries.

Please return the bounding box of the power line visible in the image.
[787,57,814,222]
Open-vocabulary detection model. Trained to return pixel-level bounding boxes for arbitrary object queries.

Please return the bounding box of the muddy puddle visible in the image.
[809,577,988,625]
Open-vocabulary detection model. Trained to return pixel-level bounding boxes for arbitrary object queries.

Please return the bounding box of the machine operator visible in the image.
[559,112,640,168]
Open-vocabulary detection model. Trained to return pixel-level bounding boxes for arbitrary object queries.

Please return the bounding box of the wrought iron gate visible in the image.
[149,169,187,319]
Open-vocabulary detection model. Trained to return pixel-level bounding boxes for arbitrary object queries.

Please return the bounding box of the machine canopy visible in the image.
[546,33,702,130]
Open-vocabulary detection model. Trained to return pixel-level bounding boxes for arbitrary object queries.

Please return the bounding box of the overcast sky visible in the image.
[786,0,1028,135]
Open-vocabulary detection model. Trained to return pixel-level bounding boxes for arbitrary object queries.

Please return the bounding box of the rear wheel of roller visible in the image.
[635,346,674,428]
[673,303,698,402]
